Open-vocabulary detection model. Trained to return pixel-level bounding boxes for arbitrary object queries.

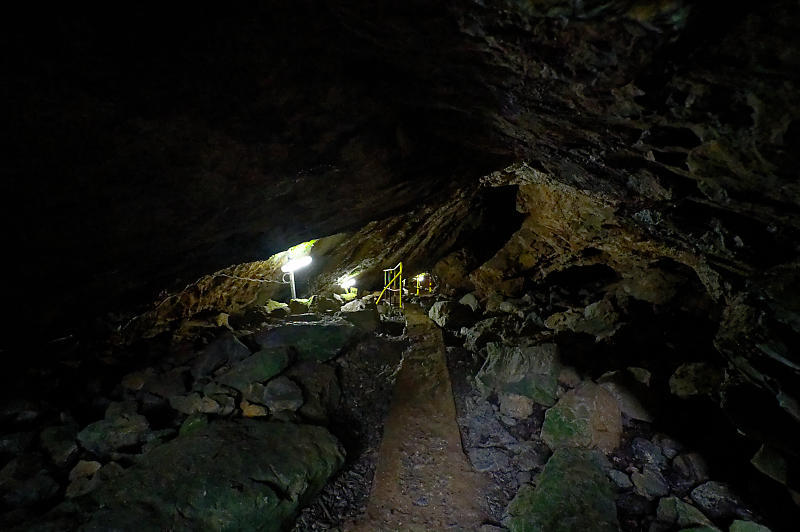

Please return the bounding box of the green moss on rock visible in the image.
[506,447,617,532]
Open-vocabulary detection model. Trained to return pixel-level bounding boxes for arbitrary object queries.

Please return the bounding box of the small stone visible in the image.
[468,447,511,472]
[627,367,652,386]
[69,460,102,482]
[632,437,668,468]
[105,400,139,418]
[632,466,669,499]
[499,392,534,419]
[608,469,633,489]
[652,434,684,460]
[729,520,772,532]
[262,376,304,412]
[240,400,268,417]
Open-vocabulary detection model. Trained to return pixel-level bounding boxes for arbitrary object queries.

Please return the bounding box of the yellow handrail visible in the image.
[376,262,403,308]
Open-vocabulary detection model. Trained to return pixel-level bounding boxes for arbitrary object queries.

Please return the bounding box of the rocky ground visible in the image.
[0,294,405,531]
[416,277,790,532]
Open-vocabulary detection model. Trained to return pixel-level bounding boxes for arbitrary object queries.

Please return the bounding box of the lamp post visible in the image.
[281,256,312,299]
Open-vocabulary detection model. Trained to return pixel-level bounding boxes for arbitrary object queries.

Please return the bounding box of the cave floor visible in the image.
[350,304,489,531]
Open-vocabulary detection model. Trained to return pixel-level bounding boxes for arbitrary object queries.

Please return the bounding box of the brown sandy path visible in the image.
[349,304,489,531]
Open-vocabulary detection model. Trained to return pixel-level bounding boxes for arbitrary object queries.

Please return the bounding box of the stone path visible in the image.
[351,304,488,531]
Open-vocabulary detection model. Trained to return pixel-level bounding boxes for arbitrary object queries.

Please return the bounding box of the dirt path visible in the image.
[350,304,489,531]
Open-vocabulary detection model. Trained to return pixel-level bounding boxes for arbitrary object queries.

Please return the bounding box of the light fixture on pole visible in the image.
[281,256,312,299]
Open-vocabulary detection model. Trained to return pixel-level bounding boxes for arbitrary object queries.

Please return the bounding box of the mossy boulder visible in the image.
[505,447,618,532]
[253,321,358,362]
[541,381,621,453]
[37,420,344,532]
[215,347,292,391]
[476,343,560,407]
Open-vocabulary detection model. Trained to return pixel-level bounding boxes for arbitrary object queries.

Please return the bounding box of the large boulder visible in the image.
[77,413,150,457]
[253,321,358,362]
[214,347,292,392]
[191,332,252,379]
[505,447,618,532]
[476,343,560,407]
[541,381,622,453]
[36,420,345,532]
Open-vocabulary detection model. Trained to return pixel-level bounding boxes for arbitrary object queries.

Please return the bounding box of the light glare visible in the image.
[281,255,312,273]
[341,277,356,289]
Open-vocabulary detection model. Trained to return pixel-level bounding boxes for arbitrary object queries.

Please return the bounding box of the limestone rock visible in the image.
[544,298,621,341]
[598,379,653,422]
[468,447,511,472]
[263,376,304,412]
[77,413,150,457]
[461,317,500,352]
[341,308,380,333]
[169,393,224,415]
[288,298,310,314]
[691,481,751,521]
[265,299,291,317]
[674,452,711,484]
[499,393,534,419]
[428,300,473,329]
[632,466,669,499]
[669,362,722,398]
[42,420,345,531]
[608,469,633,489]
[729,520,772,532]
[459,292,480,313]
[632,437,668,468]
[476,342,560,407]
[285,362,341,422]
[750,444,788,485]
[541,381,622,453]
[191,332,251,378]
[657,496,714,528]
[505,447,618,532]
[253,321,358,362]
[214,347,292,391]
[239,400,268,417]
[308,295,341,313]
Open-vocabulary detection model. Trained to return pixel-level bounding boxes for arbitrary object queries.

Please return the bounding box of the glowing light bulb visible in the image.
[416,273,425,282]
[341,277,356,289]
[281,255,312,273]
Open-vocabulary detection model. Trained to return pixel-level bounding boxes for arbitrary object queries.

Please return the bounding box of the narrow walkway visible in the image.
[351,304,488,531]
